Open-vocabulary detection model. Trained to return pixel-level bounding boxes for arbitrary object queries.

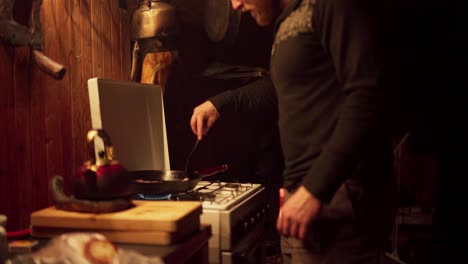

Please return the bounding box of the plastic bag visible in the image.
[7,232,164,264]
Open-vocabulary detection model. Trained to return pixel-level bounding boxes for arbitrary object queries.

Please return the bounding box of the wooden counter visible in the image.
[117,224,211,264]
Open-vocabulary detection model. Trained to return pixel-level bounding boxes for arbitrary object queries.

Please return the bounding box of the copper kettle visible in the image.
[73,129,131,200]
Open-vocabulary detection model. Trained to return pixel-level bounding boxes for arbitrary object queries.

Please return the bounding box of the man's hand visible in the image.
[277,186,322,241]
[190,101,221,140]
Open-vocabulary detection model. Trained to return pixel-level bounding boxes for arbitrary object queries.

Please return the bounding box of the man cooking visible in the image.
[191,0,397,263]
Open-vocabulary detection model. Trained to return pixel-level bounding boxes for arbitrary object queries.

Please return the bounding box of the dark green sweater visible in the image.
[210,0,393,202]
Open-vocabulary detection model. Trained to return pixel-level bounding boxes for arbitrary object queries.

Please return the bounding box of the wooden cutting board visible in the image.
[30,201,202,232]
[30,217,200,245]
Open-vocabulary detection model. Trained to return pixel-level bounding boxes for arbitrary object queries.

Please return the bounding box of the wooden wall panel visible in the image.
[110,0,121,80]
[57,0,74,188]
[102,0,113,80]
[13,44,33,230]
[10,0,33,231]
[14,45,33,228]
[42,0,63,206]
[29,11,49,215]
[0,0,131,231]
[30,58,49,212]
[91,0,103,78]
[120,8,131,81]
[0,40,15,231]
[70,0,85,184]
[80,0,93,146]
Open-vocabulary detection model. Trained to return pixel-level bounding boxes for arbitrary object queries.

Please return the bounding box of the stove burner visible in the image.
[137,193,172,200]
[223,182,241,190]
[136,181,259,209]
[171,191,216,201]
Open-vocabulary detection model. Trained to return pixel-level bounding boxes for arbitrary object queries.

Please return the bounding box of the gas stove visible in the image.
[136,181,262,208]
[138,181,267,263]
[172,181,263,210]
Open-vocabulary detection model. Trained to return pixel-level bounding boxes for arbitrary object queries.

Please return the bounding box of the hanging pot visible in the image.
[204,0,241,50]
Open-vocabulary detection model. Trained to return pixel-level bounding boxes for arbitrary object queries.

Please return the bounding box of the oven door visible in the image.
[221,222,266,264]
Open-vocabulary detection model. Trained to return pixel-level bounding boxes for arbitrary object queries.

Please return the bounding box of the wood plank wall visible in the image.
[0,0,132,231]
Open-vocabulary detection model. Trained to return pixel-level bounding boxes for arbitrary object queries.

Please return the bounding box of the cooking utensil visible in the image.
[131,164,229,195]
[184,139,199,174]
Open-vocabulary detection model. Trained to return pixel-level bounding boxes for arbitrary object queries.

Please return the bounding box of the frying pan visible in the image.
[130,164,228,195]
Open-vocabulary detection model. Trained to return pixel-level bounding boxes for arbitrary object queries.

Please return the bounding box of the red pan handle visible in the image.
[195,164,229,177]
[6,228,30,239]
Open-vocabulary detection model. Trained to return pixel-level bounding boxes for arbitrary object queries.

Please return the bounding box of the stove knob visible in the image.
[233,223,242,242]
[243,221,249,231]
[250,216,255,226]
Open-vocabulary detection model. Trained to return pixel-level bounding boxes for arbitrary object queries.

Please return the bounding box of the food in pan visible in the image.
[135,179,163,183]
[134,177,190,183]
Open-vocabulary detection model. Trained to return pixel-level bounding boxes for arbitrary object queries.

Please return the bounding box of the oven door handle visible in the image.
[231,241,263,258]
[230,223,266,261]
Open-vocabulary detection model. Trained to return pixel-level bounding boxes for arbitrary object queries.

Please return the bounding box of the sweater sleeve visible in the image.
[302,0,388,202]
[208,75,278,115]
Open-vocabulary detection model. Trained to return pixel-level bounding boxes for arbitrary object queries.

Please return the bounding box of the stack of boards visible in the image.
[30,201,202,245]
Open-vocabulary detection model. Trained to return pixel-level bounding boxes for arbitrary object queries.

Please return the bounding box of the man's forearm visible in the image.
[209,76,277,115]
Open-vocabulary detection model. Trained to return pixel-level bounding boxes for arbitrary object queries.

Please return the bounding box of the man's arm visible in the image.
[209,75,277,114]
[191,76,277,140]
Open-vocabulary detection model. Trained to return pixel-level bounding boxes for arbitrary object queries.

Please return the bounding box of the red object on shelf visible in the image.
[6,228,30,239]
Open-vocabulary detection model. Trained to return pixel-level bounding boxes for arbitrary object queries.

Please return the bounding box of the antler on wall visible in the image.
[0,0,66,79]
